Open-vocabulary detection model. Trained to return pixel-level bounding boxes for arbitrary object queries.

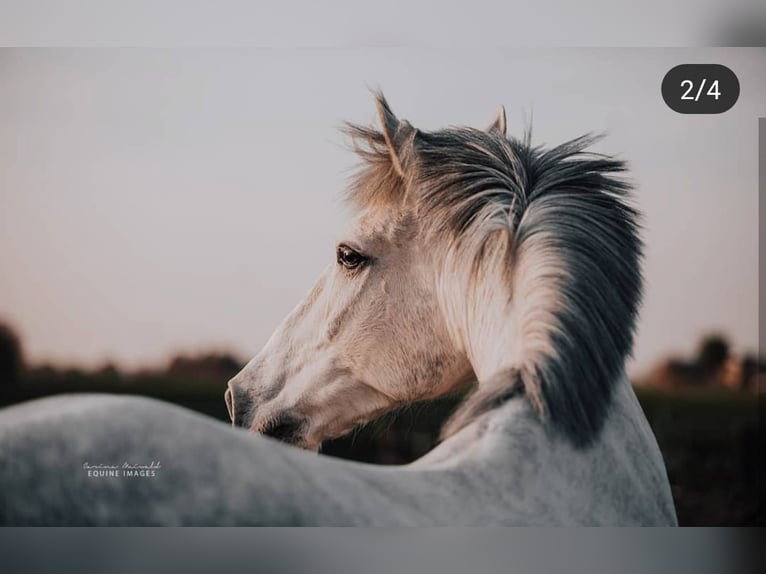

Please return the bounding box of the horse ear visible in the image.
[486,106,507,136]
[374,93,416,178]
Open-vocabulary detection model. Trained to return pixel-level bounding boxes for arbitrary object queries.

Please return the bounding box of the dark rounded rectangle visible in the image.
[662,64,740,114]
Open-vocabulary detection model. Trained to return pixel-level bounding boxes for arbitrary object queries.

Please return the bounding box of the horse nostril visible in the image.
[224,387,234,422]
[261,414,303,443]
[226,382,254,428]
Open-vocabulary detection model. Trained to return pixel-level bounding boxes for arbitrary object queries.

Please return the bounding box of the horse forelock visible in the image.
[343,119,643,448]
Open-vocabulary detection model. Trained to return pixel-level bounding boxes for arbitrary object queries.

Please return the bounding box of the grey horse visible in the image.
[0,94,677,525]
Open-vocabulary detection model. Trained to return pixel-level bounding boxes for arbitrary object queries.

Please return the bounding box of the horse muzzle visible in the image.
[225,383,308,447]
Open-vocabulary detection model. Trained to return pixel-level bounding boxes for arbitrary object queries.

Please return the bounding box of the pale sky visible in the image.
[0,49,763,375]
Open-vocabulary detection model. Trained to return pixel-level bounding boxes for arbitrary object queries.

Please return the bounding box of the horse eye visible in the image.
[336,245,367,270]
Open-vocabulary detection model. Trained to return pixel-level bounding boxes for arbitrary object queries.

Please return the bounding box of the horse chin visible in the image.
[305,441,322,453]
[257,430,315,451]
[281,434,321,452]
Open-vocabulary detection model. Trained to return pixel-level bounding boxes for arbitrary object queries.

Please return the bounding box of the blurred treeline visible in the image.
[0,321,762,525]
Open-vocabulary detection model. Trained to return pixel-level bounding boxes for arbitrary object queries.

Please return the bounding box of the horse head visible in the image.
[226,93,642,452]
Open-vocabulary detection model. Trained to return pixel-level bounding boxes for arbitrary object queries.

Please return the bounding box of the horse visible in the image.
[0,93,677,525]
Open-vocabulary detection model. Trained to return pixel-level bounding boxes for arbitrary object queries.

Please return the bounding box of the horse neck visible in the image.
[413,373,652,474]
[409,374,677,524]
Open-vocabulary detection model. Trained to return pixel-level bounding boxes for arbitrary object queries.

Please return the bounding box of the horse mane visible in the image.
[343,97,643,447]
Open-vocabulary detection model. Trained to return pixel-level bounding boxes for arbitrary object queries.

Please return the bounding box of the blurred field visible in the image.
[0,372,760,525]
